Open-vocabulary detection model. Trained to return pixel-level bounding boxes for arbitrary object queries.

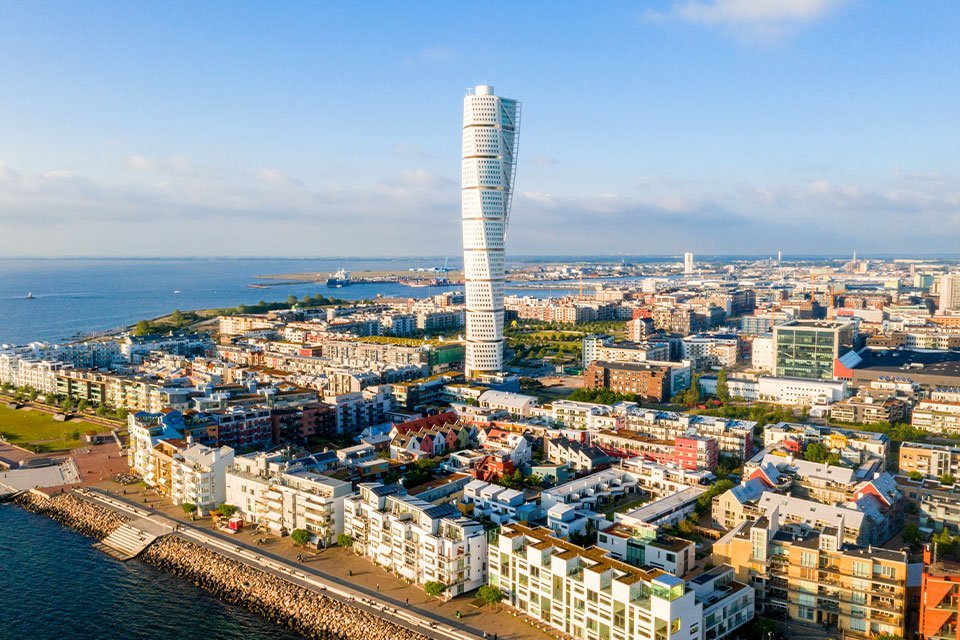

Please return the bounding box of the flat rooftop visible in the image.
[855,348,960,376]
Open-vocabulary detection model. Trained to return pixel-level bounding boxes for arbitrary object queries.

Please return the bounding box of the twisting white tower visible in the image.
[461,85,521,376]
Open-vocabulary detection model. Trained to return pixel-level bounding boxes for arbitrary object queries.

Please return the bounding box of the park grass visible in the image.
[0,404,89,452]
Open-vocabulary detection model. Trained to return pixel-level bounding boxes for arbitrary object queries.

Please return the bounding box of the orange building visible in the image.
[921,546,960,640]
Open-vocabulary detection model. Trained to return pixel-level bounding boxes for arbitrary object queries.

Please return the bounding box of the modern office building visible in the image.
[773,319,857,380]
[684,252,695,275]
[461,84,521,376]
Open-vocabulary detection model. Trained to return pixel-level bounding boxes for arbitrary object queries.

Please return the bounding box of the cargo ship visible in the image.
[326,269,351,287]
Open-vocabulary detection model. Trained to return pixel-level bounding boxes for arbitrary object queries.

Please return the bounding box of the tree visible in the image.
[751,618,777,640]
[170,309,185,326]
[217,503,238,518]
[181,503,198,515]
[337,533,354,548]
[477,585,503,606]
[424,581,446,598]
[287,295,298,307]
[28,388,38,402]
[95,404,109,418]
[133,320,152,336]
[291,529,312,546]
[942,473,956,486]
[115,407,129,421]
[902,523,922,545]
[908,471,924,481]
[716,369,730,402]
[60,398,73,414]
[77,398,89,412]
[803,442,830,464]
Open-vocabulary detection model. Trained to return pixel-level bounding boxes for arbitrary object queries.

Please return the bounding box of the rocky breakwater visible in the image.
[14,490,129,539]
[143,536,431,640]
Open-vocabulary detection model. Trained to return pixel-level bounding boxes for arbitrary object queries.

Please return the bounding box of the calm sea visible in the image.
[0,503,303,640]
[0,258,470,345]
[0,257,588,346]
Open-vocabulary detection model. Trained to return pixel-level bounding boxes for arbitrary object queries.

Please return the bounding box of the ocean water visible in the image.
[0,258,466,345]
[0,503,303,640]
[0,257,585,346]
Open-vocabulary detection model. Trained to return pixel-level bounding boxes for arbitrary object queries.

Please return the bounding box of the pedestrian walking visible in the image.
[376,583,380,592]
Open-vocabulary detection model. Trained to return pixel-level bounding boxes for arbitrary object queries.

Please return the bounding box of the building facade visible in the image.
[461,84,520,376]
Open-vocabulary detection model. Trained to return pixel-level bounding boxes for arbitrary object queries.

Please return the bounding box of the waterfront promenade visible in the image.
[80,486,553,640]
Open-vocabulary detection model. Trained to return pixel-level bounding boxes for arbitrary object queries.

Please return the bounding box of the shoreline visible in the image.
[13,490,431,640]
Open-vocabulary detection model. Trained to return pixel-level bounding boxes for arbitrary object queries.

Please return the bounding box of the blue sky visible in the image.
[0,0,958,256]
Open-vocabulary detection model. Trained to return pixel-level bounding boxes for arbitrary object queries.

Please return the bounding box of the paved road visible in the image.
[78,488,485,640]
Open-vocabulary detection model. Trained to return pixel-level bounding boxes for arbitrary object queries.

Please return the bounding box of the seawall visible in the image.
[13,490,430,640]
[14,490,129,539]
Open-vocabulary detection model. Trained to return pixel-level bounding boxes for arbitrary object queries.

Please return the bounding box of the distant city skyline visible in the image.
[1,1,958,257]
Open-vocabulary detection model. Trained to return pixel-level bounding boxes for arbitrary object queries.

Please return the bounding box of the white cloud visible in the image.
[645,0,849,42]
[1,157,958,257]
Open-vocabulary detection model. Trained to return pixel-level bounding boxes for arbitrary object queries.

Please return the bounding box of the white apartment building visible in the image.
[540,467,643,513]
[680,335,738,370]
[226,451,353,545]
[343,483,487,597]
[461,478,539,524]
[750,335,774,372]
[478,389,538,417]
[461,84,521,376]
[491,523,754,640]
[128,417,233,511]
[536,399,622,430]
[912,397,960,434]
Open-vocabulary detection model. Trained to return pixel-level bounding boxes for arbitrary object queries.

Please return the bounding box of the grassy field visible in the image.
[0,404,90,452]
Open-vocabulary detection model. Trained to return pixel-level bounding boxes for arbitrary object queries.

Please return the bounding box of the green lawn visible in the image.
[0,404,90,452]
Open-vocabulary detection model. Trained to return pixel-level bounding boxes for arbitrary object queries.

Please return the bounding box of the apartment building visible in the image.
[912,397,960,434]
[624,409,755,460]
[590,430,719,471]
[680,335,739,370]
[713,483,883,546]
[714,511,911,640]
[225,451,353,545]
[460,478,540,524]
[343,483,487,597]
[830,394,909,425]
[585,361,672,403]
[546,436,611,472]
[919,546,960,640]
[540,467,643,513]
[490,523,754,640]
[763,422,890,462]
[896,475,960,535]
[127,416,233,511]
[596,522,696,577]
[899,441,960,480]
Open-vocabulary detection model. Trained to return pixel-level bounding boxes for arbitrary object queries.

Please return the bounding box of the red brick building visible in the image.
[584,360,670,402]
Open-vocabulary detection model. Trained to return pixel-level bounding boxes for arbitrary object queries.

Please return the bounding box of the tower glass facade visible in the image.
[461,85,521,376]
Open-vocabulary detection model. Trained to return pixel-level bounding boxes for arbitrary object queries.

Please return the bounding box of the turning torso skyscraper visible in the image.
[461,85,521,377]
